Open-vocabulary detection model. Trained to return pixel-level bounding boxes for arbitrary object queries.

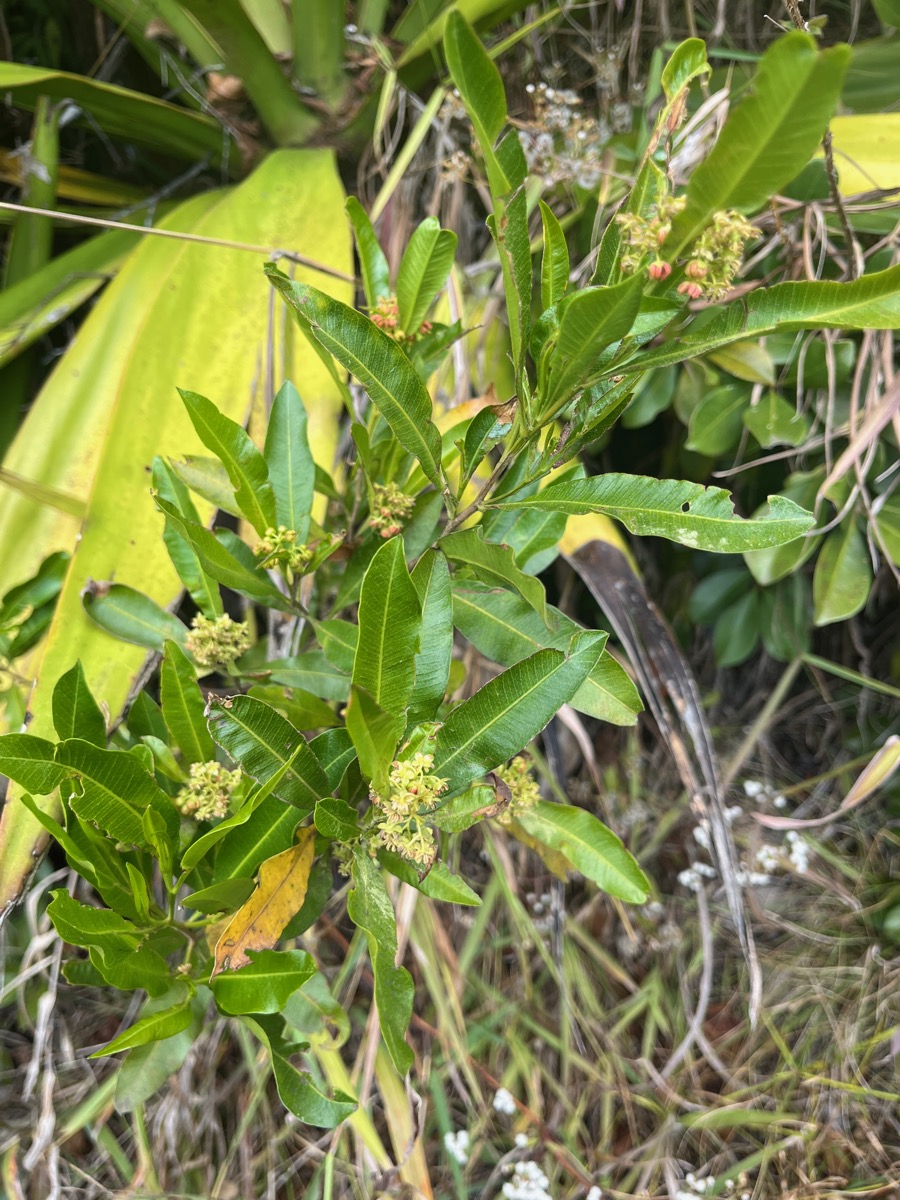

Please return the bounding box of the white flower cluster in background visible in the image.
[586,1188,603,1200]
[493,1087,517,1116]
[743,779,787,808]
[502,1160,552,1200]
[444,1129,470,1165]
[676,1171,750,1200]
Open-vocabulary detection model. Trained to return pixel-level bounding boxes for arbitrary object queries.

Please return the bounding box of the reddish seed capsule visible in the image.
[648,260,672,281]
[685,259,708,280]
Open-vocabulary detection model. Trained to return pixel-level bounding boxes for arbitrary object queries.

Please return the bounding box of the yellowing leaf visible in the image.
[827,114,900,195]
[212,827,316,977]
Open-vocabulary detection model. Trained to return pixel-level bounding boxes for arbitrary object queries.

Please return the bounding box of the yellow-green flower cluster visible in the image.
[369,482,416,539]
[616,194,686,276]
[186,613,252,669]
[493,756,541,826]
[254,525,313,572]
[175,760,241,821]
[370,294,433,342]
[678,210,758,301]
[373,753,448,867]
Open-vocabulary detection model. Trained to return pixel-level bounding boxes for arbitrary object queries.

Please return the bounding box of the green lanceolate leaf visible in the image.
[345,685,400,796]
[452,582,641,726]
[151,458,223,619]
[314,797,359,841]
[214,796,303,880]
[516,801,649,903]
[625,265,900,373]
[539,199,570,310]
[91,993,193,1057]
[207,695,330,813]
[180,389,276,536]
[264,381,315,540]
[543,276,643,412]
[0,734,69,794]
[160,641,215,765]
[51,661,107,746]
[433,632,606,794]
[381,854,481,906]
[460,406,510,489]
[55,739,176,849]
[352,537,422,721]
[212,948,316,1015]
[314,618,358,673]
[346,197,391,309]
[661,37,709,101]
[264,652,350,701]
[813,521,872,626]
[46,889,141,947]
[440,528,548,622]
[82,582,188,653]
[153,497,293,612]
[347,848,414,1073]
[396,216,457,335]
[408,550,452,725]
[442,11,506,162]
[666,33,851,256]
[248,1015,356,1127]
[493,475,816,553]
[266,268,443,488]
[309,729,355,792]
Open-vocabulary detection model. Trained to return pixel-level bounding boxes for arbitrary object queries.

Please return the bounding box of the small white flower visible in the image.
[773,794,787,809]
[493,1086,517,1115]
[503,1160,552,1200]
[785,831,811,873]
[587,1188,603,1200]
[444,1129,470,1165]
[515,1132,529,1148]
[743,780,765,798]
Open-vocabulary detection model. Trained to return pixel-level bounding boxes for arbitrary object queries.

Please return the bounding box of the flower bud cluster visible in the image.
[372,753,448,867]
[186,613,252,669]
[370,294,432,342]
[616,193,686,276]
[677,209,758,301]
[254,525,313,572]
[369,482,416,539]
[493,755,541,826]
[175,759,241,821]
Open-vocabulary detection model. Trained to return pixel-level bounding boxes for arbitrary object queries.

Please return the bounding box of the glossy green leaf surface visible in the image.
[160,641,215,765]
[180,389,276,536]
[433,633,606,794]
[345,685,401,796]
[0,734,68,794]
[813,521,872,626]
[266,269,443,488]
[539,199,569,311]
[516,801,649,903]
[440,528,547,622]
[207,695,330,813]
[346,197,391,309]
[667,33,850,254]
[493,475,816,553]
[264,381,315,540]
[396,217,457,335]
[51,661,106,746]
[352,537,421,721]
[408,550,453,726]
[56,739,176,848]
[92,994,192,1056]
[212,948,316,1015]
[626,266,900,372]
[544,277,643,411]
[452,582,641,725]
[347,849,414,1074]
[82,582,188,653]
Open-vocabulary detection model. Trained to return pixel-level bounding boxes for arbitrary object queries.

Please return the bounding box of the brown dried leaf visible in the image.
[212,827,316,976]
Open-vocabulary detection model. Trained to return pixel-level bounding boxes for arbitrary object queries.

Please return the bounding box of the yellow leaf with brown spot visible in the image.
[212,827,316,976]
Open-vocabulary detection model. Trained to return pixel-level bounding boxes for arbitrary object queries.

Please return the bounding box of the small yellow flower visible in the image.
[369,482,416,539]
[186,613,252,669]
[372,753,448,866]
[493,755,541,826]
[175,760,241,821]
[255,525,314,572]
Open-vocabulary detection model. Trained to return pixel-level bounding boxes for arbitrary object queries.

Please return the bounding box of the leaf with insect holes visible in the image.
[212,827,316,976]
[493,475,816,554]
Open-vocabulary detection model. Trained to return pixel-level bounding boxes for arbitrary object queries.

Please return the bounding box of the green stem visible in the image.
[178,0,319,145]
[291,0,347,106]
